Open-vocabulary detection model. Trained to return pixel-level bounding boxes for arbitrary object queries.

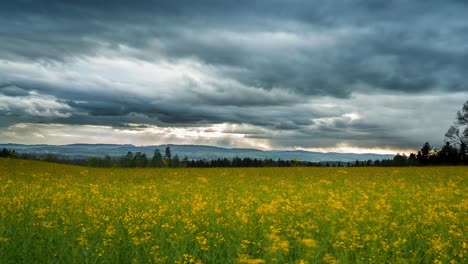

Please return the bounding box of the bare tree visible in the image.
[445,100,468,146]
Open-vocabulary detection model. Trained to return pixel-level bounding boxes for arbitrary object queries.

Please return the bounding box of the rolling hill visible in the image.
[0,143,395,162]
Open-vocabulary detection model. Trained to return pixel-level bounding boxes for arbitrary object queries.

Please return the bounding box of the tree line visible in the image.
[1,144,467,167]
[349,141,467,167]
[61,147,189,168]
[15,147,327,168]
[0,148,17,158]
[0,146,349,167]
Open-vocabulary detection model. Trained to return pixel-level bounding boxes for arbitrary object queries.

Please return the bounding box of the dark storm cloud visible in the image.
[1,0,468,96]
[0,80,314,131]
[25,80,301,126]
[64,96,317,129]
[1,0,468,150]
[0,84,30,96]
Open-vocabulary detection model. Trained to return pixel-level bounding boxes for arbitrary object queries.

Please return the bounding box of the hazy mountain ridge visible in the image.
[0,143,395,162]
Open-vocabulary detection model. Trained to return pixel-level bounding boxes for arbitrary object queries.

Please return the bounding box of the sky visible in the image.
[1,0,467,154]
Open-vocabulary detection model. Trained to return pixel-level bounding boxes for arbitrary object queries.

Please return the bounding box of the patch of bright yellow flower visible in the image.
[0,158,467,263]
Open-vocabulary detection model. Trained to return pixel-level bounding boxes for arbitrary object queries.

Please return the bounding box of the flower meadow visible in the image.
[0,158,467,264]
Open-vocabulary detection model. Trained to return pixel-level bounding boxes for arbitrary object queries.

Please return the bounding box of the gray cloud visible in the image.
[0,1,467,151]
[0,84,30,96]
[1,1,468,95]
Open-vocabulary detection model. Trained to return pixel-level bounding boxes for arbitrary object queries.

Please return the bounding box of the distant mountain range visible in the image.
[0,143,395,162]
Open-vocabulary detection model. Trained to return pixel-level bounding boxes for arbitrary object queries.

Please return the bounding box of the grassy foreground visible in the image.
[0,158,467,264]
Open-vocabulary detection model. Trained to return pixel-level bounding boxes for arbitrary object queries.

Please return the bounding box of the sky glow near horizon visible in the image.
[1,1,468,154]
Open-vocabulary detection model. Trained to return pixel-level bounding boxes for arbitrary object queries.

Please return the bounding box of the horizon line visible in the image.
[0,142,411,156]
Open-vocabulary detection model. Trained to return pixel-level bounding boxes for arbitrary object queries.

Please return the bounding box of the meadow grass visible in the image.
[0,158,467,263]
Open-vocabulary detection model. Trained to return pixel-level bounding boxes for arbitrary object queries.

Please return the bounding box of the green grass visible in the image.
[0,158,467,263]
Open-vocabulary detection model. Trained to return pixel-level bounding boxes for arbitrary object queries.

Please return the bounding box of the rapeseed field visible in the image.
[0,158,467,263]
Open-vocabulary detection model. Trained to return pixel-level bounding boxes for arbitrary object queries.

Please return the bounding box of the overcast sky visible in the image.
[1,1,467,153]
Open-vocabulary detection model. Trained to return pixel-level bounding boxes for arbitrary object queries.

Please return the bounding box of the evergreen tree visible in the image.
[122,151,135,167]
[393,153,408,166]
[172,155,180,168]
[134,152,148,167]
[165,147,172,167]
[182,156,189,168]
[151,149,164,167]
[408,153,418,166]
[437,142,458,164]
[418,142,432,165]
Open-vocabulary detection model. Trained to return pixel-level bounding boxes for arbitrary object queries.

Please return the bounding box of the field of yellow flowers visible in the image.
[0,158,467,263]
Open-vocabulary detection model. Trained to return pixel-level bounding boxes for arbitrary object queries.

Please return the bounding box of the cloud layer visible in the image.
[1,1,467,152]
